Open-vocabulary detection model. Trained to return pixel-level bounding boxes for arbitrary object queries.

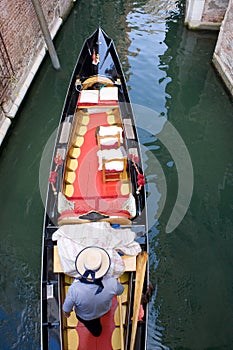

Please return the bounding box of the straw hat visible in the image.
[75,246,110,280]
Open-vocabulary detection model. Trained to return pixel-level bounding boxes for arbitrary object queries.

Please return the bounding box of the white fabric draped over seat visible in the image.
[97,125,123,148]
[52,222,141,278]
[97,147,126,171]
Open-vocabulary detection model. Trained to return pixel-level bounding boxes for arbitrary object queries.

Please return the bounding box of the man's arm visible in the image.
[116,279,124,295]
[63,311,71,318]
[62,285,75,318]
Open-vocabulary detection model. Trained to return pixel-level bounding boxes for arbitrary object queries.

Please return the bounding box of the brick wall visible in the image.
[1,1,41,76]
[0,0,74,114]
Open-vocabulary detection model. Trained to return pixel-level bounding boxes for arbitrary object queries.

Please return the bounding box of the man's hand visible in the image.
[63,311,71,318]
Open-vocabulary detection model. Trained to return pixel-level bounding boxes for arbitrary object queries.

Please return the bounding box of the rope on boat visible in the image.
[48,154,63,195]
[129,154,146,194]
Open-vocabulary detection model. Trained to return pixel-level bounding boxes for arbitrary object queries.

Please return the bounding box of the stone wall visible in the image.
[213,0,233,96]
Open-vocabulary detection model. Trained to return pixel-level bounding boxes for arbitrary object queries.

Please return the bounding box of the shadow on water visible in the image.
[0,0,233,349]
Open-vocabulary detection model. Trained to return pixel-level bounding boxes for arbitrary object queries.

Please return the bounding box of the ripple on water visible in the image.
[0,237,40,349]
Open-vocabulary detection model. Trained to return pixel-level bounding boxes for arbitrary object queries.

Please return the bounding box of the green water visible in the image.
[0,1,233,349]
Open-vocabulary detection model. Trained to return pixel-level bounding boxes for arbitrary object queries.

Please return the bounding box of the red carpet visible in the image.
[76,296,118,349]
[69,111,129,215]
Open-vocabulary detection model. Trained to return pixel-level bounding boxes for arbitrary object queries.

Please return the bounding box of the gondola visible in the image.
[41,27,149,350]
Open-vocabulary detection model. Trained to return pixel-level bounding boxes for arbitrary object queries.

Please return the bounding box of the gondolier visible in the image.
[62,246,124,337]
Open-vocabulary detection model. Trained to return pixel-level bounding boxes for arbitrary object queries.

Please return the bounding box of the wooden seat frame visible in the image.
[97,132,121,150]
[102,157,128,183]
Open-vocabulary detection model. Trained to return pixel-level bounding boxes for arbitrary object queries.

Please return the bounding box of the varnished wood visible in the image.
[130,252,148,350]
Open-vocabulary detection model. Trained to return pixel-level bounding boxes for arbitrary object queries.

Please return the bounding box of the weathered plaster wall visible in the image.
[0,0,75,145]
[213,0,233,96]
[185,0,228,29]
[201,0,228,23]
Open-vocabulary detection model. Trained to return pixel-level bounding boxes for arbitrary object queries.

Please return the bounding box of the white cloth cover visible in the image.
[99,126,123,138]
[52,222,141,278]
[99,87,118,101]
[122,193,137,218]
[97,147,126,171]
[79,90,99,103]
[58,192,74,214]
[98,126,123,146]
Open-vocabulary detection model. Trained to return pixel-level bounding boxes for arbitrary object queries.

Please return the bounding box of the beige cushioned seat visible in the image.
[73,136,84,147]
[76,125,87,136]
[64,184,74,198]
[64,171,76,184]
[79,114,90,125]
[69,147,81,159]
[66,159,78,171]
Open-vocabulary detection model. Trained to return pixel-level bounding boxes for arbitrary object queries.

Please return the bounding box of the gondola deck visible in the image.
[62,108,132,220]
[61,273,131,350]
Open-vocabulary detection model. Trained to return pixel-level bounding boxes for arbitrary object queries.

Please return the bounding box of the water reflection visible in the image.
[154,8,233,350]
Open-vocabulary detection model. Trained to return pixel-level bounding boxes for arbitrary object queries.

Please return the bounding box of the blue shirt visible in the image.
[62,276,124,320]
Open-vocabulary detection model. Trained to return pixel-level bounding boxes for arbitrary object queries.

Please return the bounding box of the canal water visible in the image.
[0,0,233,349]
